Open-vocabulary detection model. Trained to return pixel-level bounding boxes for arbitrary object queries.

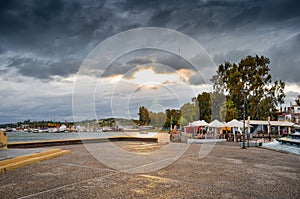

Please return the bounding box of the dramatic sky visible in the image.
[1,0,300,123]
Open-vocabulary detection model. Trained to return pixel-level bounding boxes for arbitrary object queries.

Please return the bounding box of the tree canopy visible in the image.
[164,109,181,129]
[136,106,151,126]
[197,92,211,122]
[211,55,285,120]
[149,111,166,128]
[180,103,198,126]
[296,95,300,106]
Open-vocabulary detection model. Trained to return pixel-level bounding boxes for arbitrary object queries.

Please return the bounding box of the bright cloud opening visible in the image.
[125,67,179,86]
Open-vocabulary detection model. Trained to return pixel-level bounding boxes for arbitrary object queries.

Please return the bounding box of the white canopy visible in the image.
[225,119,250,128]
[208,119,225,128]
[249,120,294,127]
[270,121,295,127]
[191,120,208,127]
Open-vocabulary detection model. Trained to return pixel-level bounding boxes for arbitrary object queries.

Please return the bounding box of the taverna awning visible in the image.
[208,119,225,128]
[249,120,295,127]
[190,120,208,127]
[225,119,251,128]
[270,121,294,127]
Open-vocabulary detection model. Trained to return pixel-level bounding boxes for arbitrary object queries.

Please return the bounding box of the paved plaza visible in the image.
[0,141,299,198]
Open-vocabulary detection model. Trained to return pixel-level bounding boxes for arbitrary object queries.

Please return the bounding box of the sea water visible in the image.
[6,132,125,143]
[6,131,157,143]
[262,140,300,155]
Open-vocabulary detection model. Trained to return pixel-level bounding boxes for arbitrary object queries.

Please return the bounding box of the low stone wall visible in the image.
[187,139,226,144]
[157,133,170,143]
[238,141,263,147]
[8,137,158,148]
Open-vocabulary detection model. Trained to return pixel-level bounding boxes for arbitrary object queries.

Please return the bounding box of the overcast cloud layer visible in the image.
[0,0,300,123]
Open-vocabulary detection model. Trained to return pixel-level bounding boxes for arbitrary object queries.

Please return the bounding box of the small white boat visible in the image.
[276,133,300,147]
[49,128,59,133]
[32,129,39,133]
[59,124,67,132]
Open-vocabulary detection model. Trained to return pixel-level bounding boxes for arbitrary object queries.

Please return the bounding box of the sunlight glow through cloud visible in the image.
[125,67,178,85]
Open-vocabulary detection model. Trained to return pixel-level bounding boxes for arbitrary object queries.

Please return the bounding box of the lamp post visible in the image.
[247,116,250,147]
[242,84,249,149]
[242,91,246,149]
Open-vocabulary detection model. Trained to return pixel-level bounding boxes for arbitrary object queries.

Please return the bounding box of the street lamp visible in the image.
[242,84,249,149]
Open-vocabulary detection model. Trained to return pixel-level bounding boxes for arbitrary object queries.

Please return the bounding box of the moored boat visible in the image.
[276,133,300,147]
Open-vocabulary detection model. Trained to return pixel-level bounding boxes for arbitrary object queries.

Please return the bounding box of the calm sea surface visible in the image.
[5,132,299,156]
[6,132,129,143]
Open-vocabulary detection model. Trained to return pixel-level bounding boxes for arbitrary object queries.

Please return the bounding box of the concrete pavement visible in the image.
[0,141,299,198]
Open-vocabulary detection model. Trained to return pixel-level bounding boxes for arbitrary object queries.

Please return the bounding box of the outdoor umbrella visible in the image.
[207,119,224,138]
[208,119,224,128]
[225,119,244,128]
[225,119,243,142]
[191,120,209,127]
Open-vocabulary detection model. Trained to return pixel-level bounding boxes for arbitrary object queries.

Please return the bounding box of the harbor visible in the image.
[1,1,300,198]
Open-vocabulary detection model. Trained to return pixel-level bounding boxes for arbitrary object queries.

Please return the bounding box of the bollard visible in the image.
[0,131,8,149]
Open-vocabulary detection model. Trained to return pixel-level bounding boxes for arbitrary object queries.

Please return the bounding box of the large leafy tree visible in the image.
[211,92,226,121]
[164,109,181,129]
[137,106,151,126]
[197,92,211,122]
[296,95,300,106]
[149,111,166,128]
[211,55,285,120]
[180,103,198,126]
[220,98,238,122]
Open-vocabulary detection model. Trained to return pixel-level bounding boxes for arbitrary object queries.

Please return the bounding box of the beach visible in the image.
[0,141,299,198]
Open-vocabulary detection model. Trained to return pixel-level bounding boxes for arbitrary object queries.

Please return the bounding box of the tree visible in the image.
[211,55,285,120]
[149,111,166,128]
[180,103,198,126]
[219,98,238,122]
[164,109,181,129]
[197,92,211,122]
[296,95,300,106]
[211,92,226,121]
[99,118,116,127]
[137,106,151,126]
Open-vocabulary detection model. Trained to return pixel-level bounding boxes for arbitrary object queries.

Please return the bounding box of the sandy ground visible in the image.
[0,141,299,199]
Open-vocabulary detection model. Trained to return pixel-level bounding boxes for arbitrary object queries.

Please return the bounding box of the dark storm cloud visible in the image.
[213,49,252,66]
[102,55,154,78]
[130,0,300,36]
[0,47,4,55]
[188,73,206,85]
[7,56,81,79]
[126,58,153,65]
[268,33,300,84]
[103,49,194,77]
[1,0,299,80]
[1,0,300,123]
[156,54,195,71]
[110,55,206,85]
[147,9,174,27]
[0,0,110,56]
